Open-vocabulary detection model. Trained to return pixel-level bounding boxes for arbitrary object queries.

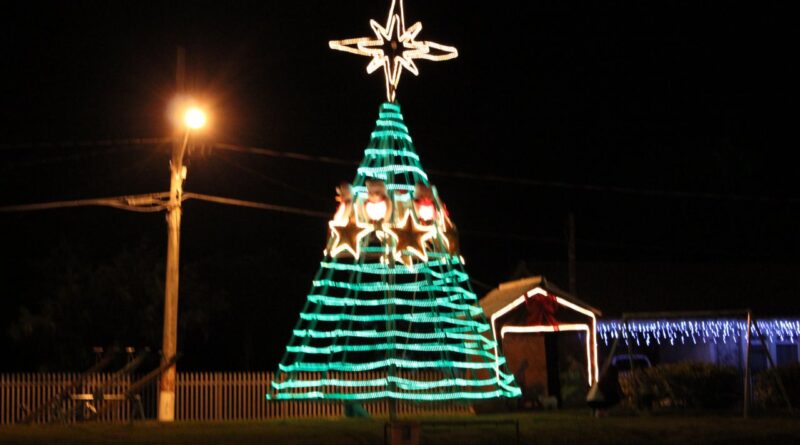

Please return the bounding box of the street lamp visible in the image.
[158,103,206,422]
[184,107,206,130]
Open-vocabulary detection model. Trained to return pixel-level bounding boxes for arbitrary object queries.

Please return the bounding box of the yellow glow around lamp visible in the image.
[184,107,206,129]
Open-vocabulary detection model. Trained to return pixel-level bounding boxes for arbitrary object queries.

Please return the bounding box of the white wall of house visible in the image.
[656,336,798,371]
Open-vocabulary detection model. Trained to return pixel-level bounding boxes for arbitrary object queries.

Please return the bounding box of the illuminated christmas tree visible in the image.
[269,0,520,403]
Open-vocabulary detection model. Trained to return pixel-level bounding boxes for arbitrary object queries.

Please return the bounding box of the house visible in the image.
[480,265,800,411]
[505,262,800,373]
[479,276,601,408]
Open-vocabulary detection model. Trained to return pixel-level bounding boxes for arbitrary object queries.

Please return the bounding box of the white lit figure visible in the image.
[416,200,435,221]
[365,199,388,221]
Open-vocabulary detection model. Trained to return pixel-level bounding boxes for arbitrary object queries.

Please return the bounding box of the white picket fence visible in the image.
[0,371,472,424]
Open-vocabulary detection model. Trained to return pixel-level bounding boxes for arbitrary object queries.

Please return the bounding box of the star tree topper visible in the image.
[329,0,458,102]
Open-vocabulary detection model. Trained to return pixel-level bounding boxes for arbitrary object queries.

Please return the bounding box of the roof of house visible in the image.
[479,275,603,318]
[511,261,800,317]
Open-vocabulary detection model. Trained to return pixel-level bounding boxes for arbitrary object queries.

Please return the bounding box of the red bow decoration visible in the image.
[524,292,559,330]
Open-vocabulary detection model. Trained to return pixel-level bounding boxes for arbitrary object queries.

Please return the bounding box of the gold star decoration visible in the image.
[329,215,373,259]
[386,210,436,265]
[329,0,458,102]
[442,219,459,255]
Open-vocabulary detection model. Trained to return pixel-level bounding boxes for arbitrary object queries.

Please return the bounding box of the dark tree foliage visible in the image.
[7,238,229,371]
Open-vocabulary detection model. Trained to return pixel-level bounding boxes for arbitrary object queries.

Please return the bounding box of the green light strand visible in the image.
[270,387,521,401]
[298,311,490,330]
[351,184,416,193]
[377,112,405,121]
[291,328,495,345]
[375,119,410,133]
[380,102,402,112]
[318,258,466,277]
[306,294,481,315]
[285,342,496,359]
[352,246,458,260]
[311,272,470,290]
[363,148,420,160]
[311,279,477,298]
[370,130,413,143]
[272,374,516,391]
[357,165,428,181]
[278,356,507,373]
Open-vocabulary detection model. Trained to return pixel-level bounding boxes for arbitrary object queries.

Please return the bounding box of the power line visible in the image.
[0,191,756,255]
[0,190,329,219]
[0,145,162,171]
[0,137,171,151]
[4,137,796,204]
[212,142,356,167]
[213,152,330,204]
[181,193,330,219]
[0,192,170,213]
[459,229,564,244]
[210,142,799,204]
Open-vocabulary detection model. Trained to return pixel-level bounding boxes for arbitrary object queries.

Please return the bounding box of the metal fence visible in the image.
[1,371,472,425]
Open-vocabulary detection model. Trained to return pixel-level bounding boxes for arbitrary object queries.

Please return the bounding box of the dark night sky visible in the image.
[1,1,798,371]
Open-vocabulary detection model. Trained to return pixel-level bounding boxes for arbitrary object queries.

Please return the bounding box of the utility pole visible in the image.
[159,46,187,422]
[567,212,577,295]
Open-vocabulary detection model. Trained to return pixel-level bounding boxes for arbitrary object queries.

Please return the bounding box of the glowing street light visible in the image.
[184,107,206,130]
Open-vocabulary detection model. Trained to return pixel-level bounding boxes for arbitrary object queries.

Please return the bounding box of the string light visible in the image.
[318,257,468,278]
[358,165,429,181]
[272,375,505,391]
[598,318,800,346]
[273,389,516,402]
[363,148,420,160]
[292,328,492,343]
[329,0,458,102]
[311,278,476,296]
[305,295,480,313]
[285,342,496,359]
[298,311,490,330]
[269,101,521,402]
[279,357,508,373]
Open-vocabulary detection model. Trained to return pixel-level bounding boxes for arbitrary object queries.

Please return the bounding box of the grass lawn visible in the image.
[1,411,799,445]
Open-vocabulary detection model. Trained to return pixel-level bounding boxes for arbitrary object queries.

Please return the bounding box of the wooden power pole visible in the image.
[159,46,187,422]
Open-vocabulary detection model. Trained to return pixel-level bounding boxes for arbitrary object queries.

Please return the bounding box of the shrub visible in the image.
[754,363,800,408]
[634,362,741,409]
